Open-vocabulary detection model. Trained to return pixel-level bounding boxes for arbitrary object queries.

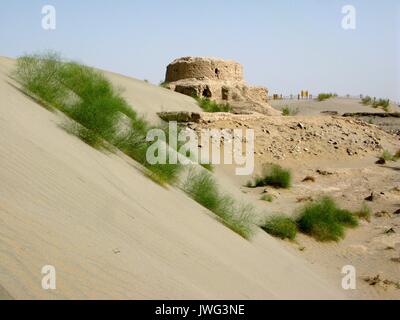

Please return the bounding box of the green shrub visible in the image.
[183,170,254,239]
[364,97,391,112]
[14,52,182,184]
[253,164,292,189]
[196,97,232,113]
[183,170,220,211]
[296,197,358,242]
[354,203,372,222]
[13,52,68,109]
[282,106,299,116]
[317,93,337,102]
[372,99,390,111]
[261,215,297,240]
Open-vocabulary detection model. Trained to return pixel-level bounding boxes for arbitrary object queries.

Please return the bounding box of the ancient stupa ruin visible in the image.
[164,57,280,115]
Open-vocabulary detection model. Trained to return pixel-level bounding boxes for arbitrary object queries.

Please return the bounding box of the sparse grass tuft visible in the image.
[183,170,254,239]
[196,97,232,113]
[261,215,297,240]
[282,106,299,116]
[296,197,358,242]
[253,164,292,189]
[200,163,214,172]
[260,194,274,202]
[317,93,337,102]
[159,81,169,88]
[361,96,372,105]
[14,52,182,184]
[362,96,391,112]
[372,99,390,112]
[380,150,397,162]
[354,203,372,222]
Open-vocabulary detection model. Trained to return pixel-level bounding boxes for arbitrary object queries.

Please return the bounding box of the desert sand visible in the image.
[0,56,351,300]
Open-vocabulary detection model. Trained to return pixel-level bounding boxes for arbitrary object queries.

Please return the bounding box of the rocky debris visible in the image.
[302,176,316,182]
[375,211,392,218]
[384,228,396,235]
[391,257,400,263]
[363,274,400,290]
[196,113,397,162]
[297,196,314,203]
[365,192,375,202]
[376,158,386,165]
[393,209,400,215]
[321,111,339,116]
[343,112,400,118]
[164,57,280,116]
[157,111,201,123]
[316,169,333,176]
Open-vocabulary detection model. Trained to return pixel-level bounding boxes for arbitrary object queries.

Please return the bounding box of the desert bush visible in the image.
[317,93,337,102]
[253,164,292,189]
[282,106,299,116]
[361,96,372,105]
[261,215,297,240]
[296,197,358,242]
[354,203,372,222]
[196,97,232,113]
[183,170,254,239]
[13,52,68,109]
[14,52,182,184]
[372,99,390,112]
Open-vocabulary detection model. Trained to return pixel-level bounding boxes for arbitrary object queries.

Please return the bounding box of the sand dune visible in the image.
[0,56,347,299]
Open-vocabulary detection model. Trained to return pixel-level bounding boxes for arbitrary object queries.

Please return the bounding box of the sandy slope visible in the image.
[0,57,344,299]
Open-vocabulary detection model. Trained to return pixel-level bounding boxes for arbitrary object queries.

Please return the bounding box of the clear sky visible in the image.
[1,0,399,101]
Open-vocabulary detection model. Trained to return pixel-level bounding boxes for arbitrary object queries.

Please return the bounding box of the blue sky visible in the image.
[0,0,399,101]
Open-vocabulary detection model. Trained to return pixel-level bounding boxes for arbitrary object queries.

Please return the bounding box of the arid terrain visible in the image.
[198,112,400,299]
[0,55,399,300]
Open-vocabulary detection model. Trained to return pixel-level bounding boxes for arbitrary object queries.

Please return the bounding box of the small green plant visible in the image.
[159,81,169,88]
[196,97,232,113]
[381,150,396,162]
[261,215,297,240]
[361,96,372,105]
[354,203,372,222]
[296,197,358,242]
[260,194,274,202]
[200,163,214,172]
[317,93,337,102]
[282,106,299,116]
[253,164,292,189]
[183,170,254,239]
